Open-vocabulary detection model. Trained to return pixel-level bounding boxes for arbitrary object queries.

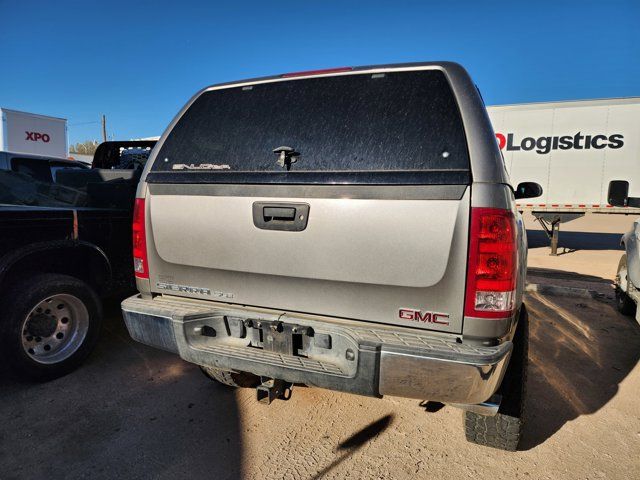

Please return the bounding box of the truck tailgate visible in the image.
[145,184,470,333]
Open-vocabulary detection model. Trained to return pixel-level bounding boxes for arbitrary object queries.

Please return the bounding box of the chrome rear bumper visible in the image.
[121,294,512,405]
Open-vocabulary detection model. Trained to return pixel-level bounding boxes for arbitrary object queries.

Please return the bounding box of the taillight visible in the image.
[132,198,149,279]
[464,207,517,318]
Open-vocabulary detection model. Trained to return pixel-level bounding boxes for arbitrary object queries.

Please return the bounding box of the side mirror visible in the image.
[514,182,543,200]
[608,180,629,207]
[608,181,640,208]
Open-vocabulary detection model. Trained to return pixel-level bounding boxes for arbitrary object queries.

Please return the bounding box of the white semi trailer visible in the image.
[487,98,640,254]
[0,108,68,159]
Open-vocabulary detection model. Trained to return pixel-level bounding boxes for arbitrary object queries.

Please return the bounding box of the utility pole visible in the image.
[101,114,107,142]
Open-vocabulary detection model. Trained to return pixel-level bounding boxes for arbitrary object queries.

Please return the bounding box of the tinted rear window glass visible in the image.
[0,166,136,210]
[152,70,469,184]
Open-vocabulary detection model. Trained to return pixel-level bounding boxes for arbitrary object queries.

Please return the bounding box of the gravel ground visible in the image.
[1,214,639,479]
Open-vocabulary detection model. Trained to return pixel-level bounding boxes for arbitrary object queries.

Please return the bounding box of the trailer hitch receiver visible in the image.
[256,378,293,405]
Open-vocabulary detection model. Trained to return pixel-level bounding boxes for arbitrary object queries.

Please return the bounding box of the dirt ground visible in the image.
[1,214,639,479]
[525,212,635,281]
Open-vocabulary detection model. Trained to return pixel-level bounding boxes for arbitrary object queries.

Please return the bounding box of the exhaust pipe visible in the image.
[256,378,292,405]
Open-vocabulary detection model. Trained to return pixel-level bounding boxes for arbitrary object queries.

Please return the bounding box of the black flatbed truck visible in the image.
[0,141,154,380]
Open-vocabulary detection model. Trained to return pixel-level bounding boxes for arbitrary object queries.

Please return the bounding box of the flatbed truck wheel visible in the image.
[0,273,102,381]
[464,305,529,451]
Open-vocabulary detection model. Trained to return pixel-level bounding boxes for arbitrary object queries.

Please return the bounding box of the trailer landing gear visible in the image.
[533,212,584,256]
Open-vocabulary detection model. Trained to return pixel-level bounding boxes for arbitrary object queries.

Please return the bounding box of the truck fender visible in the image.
[623,231,640,290]
[0,240,112,291]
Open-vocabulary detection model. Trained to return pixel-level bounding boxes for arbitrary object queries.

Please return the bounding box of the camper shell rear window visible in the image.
[149,69,470,185]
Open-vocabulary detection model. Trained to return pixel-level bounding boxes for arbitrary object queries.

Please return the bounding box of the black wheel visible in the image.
[200,366,260,388]
[464,304,528,451]
[615,254,636,317]
[0,273,102,381]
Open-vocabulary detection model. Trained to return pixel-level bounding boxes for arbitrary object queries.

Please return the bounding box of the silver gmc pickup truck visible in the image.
[121,62,543,451]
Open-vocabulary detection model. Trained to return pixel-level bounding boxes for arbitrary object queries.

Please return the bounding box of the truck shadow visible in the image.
[2,289,636,461]
[0,299,244,480]
[521,278,640,450]
[527,267,615,288]
[527,230,623,251]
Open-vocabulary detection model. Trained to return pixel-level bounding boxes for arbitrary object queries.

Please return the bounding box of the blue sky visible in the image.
[1,0,638,145]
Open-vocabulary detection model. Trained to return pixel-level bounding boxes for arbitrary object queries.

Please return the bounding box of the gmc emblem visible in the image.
[25,131,51,143]
[399,308,450,325]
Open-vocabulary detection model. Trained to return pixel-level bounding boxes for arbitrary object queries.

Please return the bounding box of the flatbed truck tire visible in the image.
[0,273,102,381]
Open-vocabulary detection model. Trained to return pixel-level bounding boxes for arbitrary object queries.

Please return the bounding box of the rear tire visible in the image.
[0,273,102,381]
[615,254,636,317]
[200,366,260,388]
[464,304,528,451]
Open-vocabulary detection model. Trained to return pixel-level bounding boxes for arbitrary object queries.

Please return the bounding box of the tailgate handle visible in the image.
[253,202,310,232]
[263,207,296,221]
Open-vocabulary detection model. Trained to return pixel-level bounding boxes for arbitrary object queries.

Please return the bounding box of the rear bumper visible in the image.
[121,294,512,404]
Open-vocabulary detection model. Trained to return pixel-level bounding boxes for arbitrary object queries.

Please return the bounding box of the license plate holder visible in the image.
[259,320,311,355]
